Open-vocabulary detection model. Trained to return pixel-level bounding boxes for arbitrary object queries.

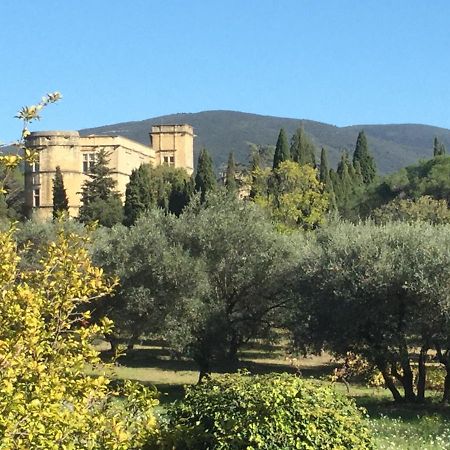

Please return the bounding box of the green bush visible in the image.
[157,372,373,449]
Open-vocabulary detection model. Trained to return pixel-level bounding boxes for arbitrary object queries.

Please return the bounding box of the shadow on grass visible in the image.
[354,393,450,420]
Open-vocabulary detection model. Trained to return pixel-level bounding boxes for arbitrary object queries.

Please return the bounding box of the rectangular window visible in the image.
[163,155,175,166]
[33,189,40,207]
[31,159,40,173]
[32,174,40,185]
[83,153,97,173]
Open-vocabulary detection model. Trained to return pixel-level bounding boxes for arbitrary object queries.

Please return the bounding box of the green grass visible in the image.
[94,339,450,449]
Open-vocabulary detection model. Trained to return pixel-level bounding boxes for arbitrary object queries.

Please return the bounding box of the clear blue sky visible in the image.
[1,0,449,142]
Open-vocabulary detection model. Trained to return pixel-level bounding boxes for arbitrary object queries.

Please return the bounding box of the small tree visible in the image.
[195,148,217,202]
[52,166,69,220]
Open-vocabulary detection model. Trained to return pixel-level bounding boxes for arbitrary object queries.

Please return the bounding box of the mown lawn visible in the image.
[94,339,450,449]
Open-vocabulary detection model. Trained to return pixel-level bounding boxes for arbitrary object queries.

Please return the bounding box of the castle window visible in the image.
[31,159,40,173]
[33,189,40,207]
[83,153,97,173]
[163,155,175,167]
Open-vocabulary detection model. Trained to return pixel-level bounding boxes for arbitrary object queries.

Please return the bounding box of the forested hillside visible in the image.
[80,110,450,174]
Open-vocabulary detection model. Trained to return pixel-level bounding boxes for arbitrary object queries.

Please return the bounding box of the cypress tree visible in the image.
[352,131,376,184]
[353,160,364,186]
[433,137,446,156]
[319,147,330,184]
[319,148,336,212]
[291,126,316,166]
[195,148,217,202]
[225,152,237,196]
[335,151,353,207]
[52,166,69,220]
[249,151,266,199]
[123,164,154,226]
[272,128,290,169]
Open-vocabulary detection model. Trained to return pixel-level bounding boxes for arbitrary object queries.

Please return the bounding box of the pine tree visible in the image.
[352,131,376,184]
[195,148,217,202]
[79,148,123,226]
[290,126,316,166]
[433,137,446,157]
[52,166,69,220]
[272,128,290,169]
[225,152,237,196]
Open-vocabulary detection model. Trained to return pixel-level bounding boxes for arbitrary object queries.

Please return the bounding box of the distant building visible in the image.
[24,125,194,220]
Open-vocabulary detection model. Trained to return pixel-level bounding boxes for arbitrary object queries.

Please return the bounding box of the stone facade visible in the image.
[24,125,194,220]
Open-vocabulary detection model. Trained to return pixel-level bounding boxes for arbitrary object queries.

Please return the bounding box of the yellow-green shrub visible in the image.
[158,372,373,449]
[0,227,158,449]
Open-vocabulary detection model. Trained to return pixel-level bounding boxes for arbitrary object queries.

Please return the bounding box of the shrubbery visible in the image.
[156,372,373,449]
[0,227,159,448]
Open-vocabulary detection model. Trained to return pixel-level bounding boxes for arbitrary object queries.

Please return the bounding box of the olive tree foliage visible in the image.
[371,195,450,225]
[290,221,450,403]
[92,211,208,352]
[96,193,302,380]
[170,193,302,377]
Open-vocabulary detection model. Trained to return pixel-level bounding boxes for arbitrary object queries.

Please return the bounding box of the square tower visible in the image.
[150,124,194,175]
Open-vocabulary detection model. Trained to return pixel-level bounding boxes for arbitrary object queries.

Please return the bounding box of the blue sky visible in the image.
[1,0,449,142]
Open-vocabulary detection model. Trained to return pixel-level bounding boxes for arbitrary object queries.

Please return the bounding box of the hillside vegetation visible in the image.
[80,110,450,174]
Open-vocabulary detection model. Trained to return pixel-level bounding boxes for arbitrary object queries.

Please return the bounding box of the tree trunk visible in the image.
[417,345,429,403]
[127,329,142,351]
[108,335,119,354]
[435,343,450,403]
[399,340,416,402]
[376,358,403,403]
[197,358,211,384]
[227,333,240,363]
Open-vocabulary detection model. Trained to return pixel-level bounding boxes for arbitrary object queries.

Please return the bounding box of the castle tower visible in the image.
[150,124,194,175]
[25,131,82,220]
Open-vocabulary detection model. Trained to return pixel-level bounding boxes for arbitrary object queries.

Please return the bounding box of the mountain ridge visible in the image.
[80,110,450,174]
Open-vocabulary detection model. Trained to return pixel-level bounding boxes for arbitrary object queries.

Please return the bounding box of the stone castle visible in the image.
[24,125,194,220]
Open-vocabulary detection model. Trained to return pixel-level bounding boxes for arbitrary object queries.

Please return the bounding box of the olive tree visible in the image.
[96,193,302,380]
[171,193,302,377]
[290,221,450,402]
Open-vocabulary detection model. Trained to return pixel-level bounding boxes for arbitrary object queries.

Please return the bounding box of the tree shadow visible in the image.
[354,393,450,421]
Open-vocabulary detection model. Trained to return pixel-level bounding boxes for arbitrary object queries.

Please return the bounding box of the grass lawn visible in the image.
[94,339,450,449]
